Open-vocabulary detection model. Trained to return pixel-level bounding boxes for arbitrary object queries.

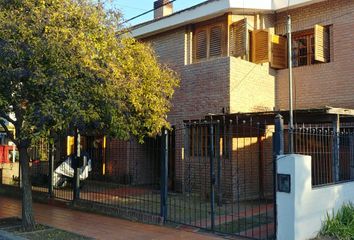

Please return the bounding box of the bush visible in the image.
[319,203,354,240]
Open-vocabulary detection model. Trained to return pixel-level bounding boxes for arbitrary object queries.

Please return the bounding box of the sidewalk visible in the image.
[0,196,223,240]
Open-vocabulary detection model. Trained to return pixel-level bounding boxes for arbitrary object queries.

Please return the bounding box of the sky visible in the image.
[107,0,206,26]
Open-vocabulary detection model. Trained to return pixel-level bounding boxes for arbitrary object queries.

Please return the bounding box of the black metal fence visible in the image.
[288,126,354,187]
[4,116,354,239]
[78,138,162,218]
[166,120,276,239]
[0,119,276,239]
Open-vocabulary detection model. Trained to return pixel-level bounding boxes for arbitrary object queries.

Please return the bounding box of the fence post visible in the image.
[274,114,284,156]
[73,130,80,201]
[215,120,222,207]
[183,123,190,193]
[350,134,354,179]
[273,114,284,240]
[160,129,169,221]
[48,141,54,198]
[332,115,340,182]
[209,121,215,232]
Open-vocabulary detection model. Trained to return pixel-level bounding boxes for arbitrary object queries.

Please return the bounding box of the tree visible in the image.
[0,0,178,230]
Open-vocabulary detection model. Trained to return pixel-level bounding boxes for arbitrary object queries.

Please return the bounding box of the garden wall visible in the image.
[277,154,354,240]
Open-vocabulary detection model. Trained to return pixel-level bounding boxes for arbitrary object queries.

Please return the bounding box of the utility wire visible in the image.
[114,4,149,11]
[120,0,177,25]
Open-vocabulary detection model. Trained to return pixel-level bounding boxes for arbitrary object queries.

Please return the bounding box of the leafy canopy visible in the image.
[0,0,178,143]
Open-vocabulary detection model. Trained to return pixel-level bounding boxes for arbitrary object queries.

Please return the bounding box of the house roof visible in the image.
[131,0,326,38]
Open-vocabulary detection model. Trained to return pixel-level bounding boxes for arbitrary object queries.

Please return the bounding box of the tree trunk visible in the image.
[19,145,36,231]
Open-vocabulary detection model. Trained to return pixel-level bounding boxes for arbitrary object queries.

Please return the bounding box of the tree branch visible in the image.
[0,110,16,125]
[0,118,16,143]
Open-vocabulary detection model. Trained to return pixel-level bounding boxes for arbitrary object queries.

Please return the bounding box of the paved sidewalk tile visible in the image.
[0,196,224,240]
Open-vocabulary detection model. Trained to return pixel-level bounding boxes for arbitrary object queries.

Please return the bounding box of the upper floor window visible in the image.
[250,24,330,69]
[292,25,330,67]
[292,32,315,67]
[190,14,330,69]
[194,23,226,62]
[230,18,249,60]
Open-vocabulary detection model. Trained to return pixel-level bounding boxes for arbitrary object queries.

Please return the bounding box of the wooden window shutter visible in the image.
[195,29,207,60]
[230,18,248,58]
[314,24,329,62]
[209,26,222,57]
[252,30,269,64]
[270,34,288,69]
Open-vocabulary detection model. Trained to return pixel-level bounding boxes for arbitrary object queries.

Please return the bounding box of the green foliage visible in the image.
[0,0,178,144]
[320,203,354,240]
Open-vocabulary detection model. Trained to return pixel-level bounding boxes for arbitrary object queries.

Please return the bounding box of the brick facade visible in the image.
[230,59,276,113]
[142,13,277,198]
[106,138,160,186]
[275,0,354,110]
[131,0,354,200]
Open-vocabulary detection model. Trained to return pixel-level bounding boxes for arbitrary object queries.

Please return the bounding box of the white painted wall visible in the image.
[272,0,326,11]
[277,155,354,240]
[230,0,272,10]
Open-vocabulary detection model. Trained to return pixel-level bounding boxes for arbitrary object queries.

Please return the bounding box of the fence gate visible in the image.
[166,119,276,239]
[24,118,277,239]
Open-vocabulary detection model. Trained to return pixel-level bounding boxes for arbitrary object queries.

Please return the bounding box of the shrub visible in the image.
[320,203,354,240]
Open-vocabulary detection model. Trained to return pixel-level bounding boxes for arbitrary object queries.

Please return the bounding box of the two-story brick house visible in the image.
[5,1,351,239]
[129,0,354,198]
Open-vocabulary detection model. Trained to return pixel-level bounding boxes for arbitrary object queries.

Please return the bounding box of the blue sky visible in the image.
[107,0,206,26]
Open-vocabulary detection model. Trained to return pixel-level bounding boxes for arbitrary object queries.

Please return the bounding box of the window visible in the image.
[209,26,222,57]
[188,125,226,158]
[292,25,330,67]
[248,24,329,69]
[292,31,315,67]
[189,126,208,157]
[229,18,249,59]
[251,30,288,69]
[195,30,207,60]
[194,23,225,62]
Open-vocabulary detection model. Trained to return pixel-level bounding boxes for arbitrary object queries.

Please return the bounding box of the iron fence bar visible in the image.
[258,123,264,199]
[48,141,54,198]
[242,120,247,236]
[235,116,240,235]
[247,118,253,238]
[209,121,215,232]
[204,122,209,229]
[160,129,168,221]
[216,121,222,207]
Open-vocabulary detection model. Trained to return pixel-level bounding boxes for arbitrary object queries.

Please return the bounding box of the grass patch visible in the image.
[22,228,91,240]
[319,203,354,240]
[0,217,22,228]
[0,217,92,240]
[216,213,273,234]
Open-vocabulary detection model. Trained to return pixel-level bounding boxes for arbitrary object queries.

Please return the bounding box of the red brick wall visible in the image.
[275,0,354,110]
[106,138,160,185]
[143,18,276,196]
